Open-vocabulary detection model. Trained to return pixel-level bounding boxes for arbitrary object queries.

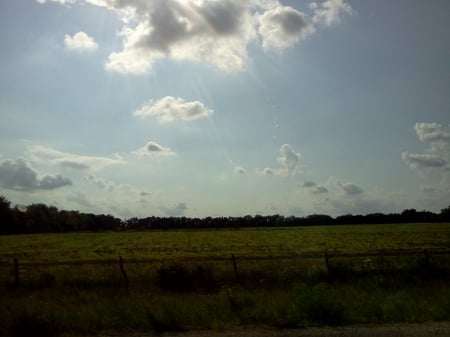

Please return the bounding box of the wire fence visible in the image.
[1,248,449,288]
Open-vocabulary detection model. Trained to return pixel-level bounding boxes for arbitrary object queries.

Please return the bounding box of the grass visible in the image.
[0,223,449,336]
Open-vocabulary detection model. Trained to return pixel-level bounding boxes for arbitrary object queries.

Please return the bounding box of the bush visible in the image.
[9,311,60,337]
[157,263,219,292]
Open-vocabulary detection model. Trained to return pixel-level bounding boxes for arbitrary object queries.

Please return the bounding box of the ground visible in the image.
[85,322,450,337]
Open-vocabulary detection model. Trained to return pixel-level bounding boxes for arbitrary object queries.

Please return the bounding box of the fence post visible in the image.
[119,256,129,291]
[423,249,430,268]
[324,252,331,276]
[231,254,239,282]
[14,258,19,287]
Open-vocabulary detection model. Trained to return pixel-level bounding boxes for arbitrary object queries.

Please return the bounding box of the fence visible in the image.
[2,248,449,288]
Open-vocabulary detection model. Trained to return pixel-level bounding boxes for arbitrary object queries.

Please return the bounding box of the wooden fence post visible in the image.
[324,252,331,276]
[423,249,430,268]
[231,254,239,282]
[119,256,129,291]
[14,258,19,287]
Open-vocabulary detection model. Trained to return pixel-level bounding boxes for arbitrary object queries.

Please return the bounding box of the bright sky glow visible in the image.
[0,0,449,218]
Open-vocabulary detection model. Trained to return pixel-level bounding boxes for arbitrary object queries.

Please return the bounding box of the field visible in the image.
[0,223,449,336]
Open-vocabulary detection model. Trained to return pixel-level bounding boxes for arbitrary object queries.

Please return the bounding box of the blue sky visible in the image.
[0,0,449,218]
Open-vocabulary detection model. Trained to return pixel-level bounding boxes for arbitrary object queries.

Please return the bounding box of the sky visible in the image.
[0,0,449,219]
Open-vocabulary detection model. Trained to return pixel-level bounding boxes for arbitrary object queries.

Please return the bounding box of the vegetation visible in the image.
[1,195,450,234]
[0,223,449,336]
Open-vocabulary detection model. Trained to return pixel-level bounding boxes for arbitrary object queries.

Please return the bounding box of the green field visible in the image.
[1,223,449,263]
[1,223,449,336]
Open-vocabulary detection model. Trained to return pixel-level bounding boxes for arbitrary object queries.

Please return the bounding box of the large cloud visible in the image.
[39,0,354,74]
[64,31,98,51]
[133,96,212,122]
[0,157,72,191]
[104,0,256,73]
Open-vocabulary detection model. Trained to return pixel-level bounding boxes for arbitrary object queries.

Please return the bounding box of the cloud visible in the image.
[301,181,328,194]
[277,144,301,175]
[339,182,364,195]
[64,31,98,51]
[36,0,74,4]
[0,157,72,191]
[401,152,447,169]
[27,145,124,171]
[134,141,175,157]
[85,174,115,192]
[258,5,314,50]
[258,144,302,176]
[259,167,274,175]
[234,166,247,174]
[163,202,187,217]
[133,96,213,122]
[311,0,354,26]
[37,0,353,74]
[414,122,450,142]
[103,0,255,73]
[402,122,450,171]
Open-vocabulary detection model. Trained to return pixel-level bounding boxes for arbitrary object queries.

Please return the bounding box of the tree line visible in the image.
[1,195,449,235]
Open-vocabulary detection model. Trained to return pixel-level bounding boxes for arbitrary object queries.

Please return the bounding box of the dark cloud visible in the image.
[302,181,328,194]
[302,181,317,188]
[0,157,72,191]
[339,182,364,195]
[163,202,187,217]
[402,152,447,169]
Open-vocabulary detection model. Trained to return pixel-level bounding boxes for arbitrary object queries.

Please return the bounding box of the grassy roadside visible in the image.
[1,224,449,336]
[1,263,449,336]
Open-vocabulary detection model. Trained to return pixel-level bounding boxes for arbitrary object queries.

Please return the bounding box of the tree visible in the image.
[0,196,15,234]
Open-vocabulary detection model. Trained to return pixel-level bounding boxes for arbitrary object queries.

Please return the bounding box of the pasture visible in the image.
[0,223,449,336]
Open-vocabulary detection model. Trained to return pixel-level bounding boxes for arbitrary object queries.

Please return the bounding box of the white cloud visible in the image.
[133,96,213,123]
[0,157,72,192]
[311,0,354,26]
[234,166,247,174]
[259,167,274,175]
[37,0,74,4]
[402,122,450,171]
[104,0,255,73]
[277,144,301,175]
[134,141,175,157]
[64,31,98,51]
[37,0,353,74]
[27,145,125,172]
[258,5,314,50]
[258,144,302,176]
